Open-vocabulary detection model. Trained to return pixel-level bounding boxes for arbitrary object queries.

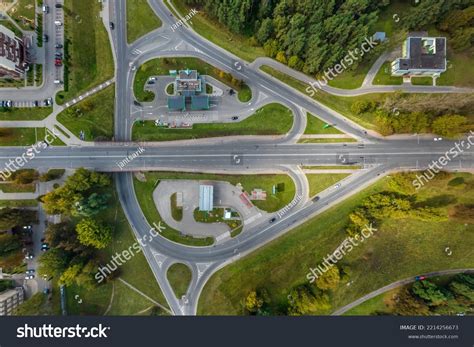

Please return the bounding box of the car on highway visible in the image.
[269,217,276,223]
[434,137,443,141]
[415,275,426,281]
[231,116,239,120]
[109,22,115,30]
[334,183,341,189]
[312,196,320,202]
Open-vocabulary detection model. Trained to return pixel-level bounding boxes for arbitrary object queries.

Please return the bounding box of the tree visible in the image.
[65,168,110,192]
[287,285,331,315]
[412,280,449,306]
[11,169,38,184]
[44,222,90,255]
[38,248,69,278]
[245,291,263,313]
[432,115,467,138]
[0,208,37,230]
[315,265,340,290]
[275,51,287,64]
[73,193,110,217]
[59,263,83,286]
[393,288,430,316]
[76,218,112,249]
[255,18,273,44]
[0,233,21,256]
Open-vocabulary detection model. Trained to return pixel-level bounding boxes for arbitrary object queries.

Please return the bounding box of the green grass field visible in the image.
[57,85,114,141]
[303,166,361,170]
[411,76,433,86]
[437,49,474,87]
[133,171,295,244]
[0,200,38,207]
[0,128,48,146]
[306,174,351,197]
[8,0,35,30]
[126,0,162,43]
[132,103,293,141]
[305,113,343,134]
[168,0,265,62]
[56,0,114,104]
[198,172,474,315]
[373,62,403,85]
[167,263,192,298]
[0,107,52,121]
[134,57,248,102]
[0,183,36,193]
[298,138,357,143]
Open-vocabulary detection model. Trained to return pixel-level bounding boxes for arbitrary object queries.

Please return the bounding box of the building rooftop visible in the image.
[399,37,446,71]
[191,95,210,110]
[167,95,185,111]
[0,25,26,78]
[199,185,213,212]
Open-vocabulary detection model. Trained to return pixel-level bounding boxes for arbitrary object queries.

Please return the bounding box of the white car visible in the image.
[434,137,443,141]
[25,274,35,280]
[334,183,341,189]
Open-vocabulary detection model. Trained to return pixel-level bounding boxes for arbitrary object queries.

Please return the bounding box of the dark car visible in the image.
[109,22,114,30]
[55,43,63,48]
[312,196,320,202]
[231,116,239,121]
[43,34,48,42]
[55,3,62,8]
[33,100,39,107]
[269,217,276,224]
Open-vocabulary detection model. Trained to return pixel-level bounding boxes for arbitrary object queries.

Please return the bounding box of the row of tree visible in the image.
[184,0,388,75]
[38,169,113,288]
[391,274,474,316]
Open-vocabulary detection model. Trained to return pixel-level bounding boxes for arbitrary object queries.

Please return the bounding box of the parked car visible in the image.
[41,243,49,251]
[43,34,49,42]
[55,3,62,8]
[54,20,62,26]
[42,5,49,13]
[231,116,239,121]
[55,43,63,48]
[55,52,63,57]
[6,100,12,107]
[44,98,52,106]
[43,288,50,294]
[33,100,39,107]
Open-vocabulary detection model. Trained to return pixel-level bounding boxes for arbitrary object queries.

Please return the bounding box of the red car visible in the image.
[55,59,62,66]
[415,275,426,281]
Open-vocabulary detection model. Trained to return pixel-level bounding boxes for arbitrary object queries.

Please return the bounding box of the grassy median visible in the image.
[126,0,162,43]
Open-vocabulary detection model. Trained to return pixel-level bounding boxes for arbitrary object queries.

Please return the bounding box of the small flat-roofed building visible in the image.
[199,185,213,211]
[0,25,27,79]
[391,36,446,77]
[168,69,211,111]
[0,287,24,316]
